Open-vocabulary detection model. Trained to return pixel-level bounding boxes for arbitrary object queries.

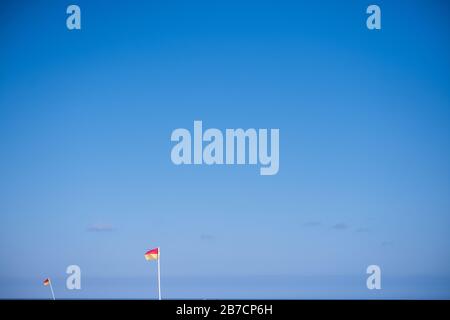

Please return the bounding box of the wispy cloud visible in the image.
[331,223,348,230]
[355,227,370,233]
[200,234,215,241]
[87,224,114,232]
[381,241,394,247]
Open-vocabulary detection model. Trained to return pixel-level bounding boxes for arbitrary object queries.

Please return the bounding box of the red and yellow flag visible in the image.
[144,248,159,261]
[43,278,50,286]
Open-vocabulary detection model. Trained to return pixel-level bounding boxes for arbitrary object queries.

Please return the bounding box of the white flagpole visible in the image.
[157,247,161,300]
[49,281,56,300]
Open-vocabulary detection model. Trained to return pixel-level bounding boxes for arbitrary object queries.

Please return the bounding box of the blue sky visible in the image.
[0,0,449,298]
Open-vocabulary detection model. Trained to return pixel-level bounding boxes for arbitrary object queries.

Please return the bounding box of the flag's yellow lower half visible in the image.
[145,253,158,261]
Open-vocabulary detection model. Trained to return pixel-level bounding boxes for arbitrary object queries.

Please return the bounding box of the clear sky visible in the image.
[0,0,449,298]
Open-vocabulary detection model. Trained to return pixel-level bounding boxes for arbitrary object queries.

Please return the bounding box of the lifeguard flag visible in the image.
[43,278,50,286]
[144,248,159,261]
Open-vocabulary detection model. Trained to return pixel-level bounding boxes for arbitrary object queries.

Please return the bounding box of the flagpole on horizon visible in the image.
[157,247,161,300]
[144,247,161,300]
[49,280,55,300]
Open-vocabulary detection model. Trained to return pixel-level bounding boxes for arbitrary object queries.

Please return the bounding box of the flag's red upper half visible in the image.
[146,248,158,255]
